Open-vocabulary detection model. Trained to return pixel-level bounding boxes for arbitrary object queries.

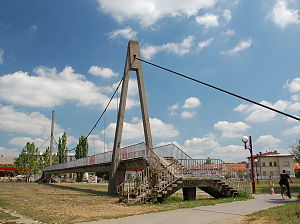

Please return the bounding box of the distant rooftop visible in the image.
[248,151,293,159]
[0,156,16,165]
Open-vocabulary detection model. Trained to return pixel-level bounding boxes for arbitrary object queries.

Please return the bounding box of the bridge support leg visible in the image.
[183,187,196,200]
[109,40,153,195]
[109,169,126,195]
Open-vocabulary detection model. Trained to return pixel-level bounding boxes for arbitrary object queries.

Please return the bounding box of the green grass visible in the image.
[244,201,300,224]
[149,192,252,209]
[255,179,300,194]
[0,210,18,222]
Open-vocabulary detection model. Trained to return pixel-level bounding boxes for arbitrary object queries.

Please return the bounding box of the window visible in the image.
[270,171,273,177]
[269,162,272,166]
[274,161,277,166]
[263,171,267,176]
[262,162,265,167]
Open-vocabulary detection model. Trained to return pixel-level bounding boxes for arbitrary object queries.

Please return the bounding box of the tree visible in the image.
[14,142,41,182]
[290,139,300,162]
[75,136,88,182]
[205,157,212,164]
[42,147,58,167]
[57,132,68,163]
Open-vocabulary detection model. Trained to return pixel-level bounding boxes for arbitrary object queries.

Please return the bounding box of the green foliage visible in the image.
[96,172,109,181]
[57,132,68,163]
[205,157,212,164]
[14,142,41,182]
[290,139,300,162]
[42,147,58,167]
[75,136,88,159]
[75,136,88,182]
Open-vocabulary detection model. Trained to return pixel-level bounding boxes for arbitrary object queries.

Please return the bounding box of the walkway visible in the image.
[80,194,298,224]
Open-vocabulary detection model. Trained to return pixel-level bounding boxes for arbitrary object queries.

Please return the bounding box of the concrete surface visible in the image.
[80,194,298,224]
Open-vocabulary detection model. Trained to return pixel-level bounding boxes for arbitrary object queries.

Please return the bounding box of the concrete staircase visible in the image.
[117,144,250,204]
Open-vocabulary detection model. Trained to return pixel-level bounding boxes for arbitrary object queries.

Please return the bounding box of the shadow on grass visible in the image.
[267,198,297,205]
[44,183,116,197]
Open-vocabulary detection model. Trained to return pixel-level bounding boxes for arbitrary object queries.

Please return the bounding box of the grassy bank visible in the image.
[0,182,250,224]
[242,201,300,224]
[0,209,18,222]
[255,179,300,195]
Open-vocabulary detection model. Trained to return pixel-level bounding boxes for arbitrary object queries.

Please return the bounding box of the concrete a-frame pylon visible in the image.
[108,41,153,195]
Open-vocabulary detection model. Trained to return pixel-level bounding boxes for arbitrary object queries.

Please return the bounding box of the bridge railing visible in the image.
[152,143,192,160]
[43,151,113,172]
[172,158,250,193]
[120,142,148,160]
[43,142,148,172]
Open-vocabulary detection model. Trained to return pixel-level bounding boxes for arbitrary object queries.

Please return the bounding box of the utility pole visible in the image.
[49,110,55,165]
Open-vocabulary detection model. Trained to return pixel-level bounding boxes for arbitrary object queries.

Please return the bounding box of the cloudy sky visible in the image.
[0,0,300,162]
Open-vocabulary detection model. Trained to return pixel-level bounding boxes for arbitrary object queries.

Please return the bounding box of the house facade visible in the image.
[247,151,295,179]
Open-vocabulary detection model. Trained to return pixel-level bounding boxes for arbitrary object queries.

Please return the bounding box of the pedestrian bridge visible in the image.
[43,142,250,203]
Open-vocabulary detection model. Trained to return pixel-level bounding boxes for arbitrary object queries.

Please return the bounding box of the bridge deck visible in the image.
[43,143,149,174]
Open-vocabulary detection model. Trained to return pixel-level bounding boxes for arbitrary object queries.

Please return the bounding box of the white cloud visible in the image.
[102,117,179,140]
[141,36,195,59]
[0,66,138,109]
[0,48,4,64]
[183,97,201,108]
[0,105,62,136]
[88,66,119,79]
[30,25,38,32]
[195,13,219,29]
[291,94,300,101]
[98,0,217,27]
[109,27,137,39]
[184,137,220,152]
[0,146,19,157]
[168,103,179,110]
[214,121,251,138]
[285,78,300,93]
[87,134,110,154]
[221,38,252,56]
[269,1,300,29]
[198,38,214,50]
[223,29,235,36]
[181,111,196,119]
[234,100,296,123]
[223,9,232,22]
[255,135,281,146]
[283,125,300,135]
[209,145,248,162]
[9,137,45,147]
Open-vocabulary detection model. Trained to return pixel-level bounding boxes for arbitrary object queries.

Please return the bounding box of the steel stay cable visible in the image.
[135,57,300,122]
[68,75,125,152]
[36,136,51,150]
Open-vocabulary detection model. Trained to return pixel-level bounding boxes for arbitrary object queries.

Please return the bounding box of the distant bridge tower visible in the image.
[108,41,153,195]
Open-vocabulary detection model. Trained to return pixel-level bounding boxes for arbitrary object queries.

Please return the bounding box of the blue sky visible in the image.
[0,0,300,162]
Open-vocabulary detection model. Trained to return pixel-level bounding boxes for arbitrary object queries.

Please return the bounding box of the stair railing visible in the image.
[175,158,250,193]
[117,145,181,203]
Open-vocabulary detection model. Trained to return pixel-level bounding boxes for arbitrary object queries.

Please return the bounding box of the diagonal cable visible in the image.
[68,75,124,152]
[36,136,51,150]
[135,57,300,122]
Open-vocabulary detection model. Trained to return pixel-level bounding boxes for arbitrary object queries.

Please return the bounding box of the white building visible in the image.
[247,151,295,179]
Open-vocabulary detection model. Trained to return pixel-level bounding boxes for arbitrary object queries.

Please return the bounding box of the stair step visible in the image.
[167,187,173,191]
[172,184,178,187]
[176,180,183,184]
[162,191,168,194]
